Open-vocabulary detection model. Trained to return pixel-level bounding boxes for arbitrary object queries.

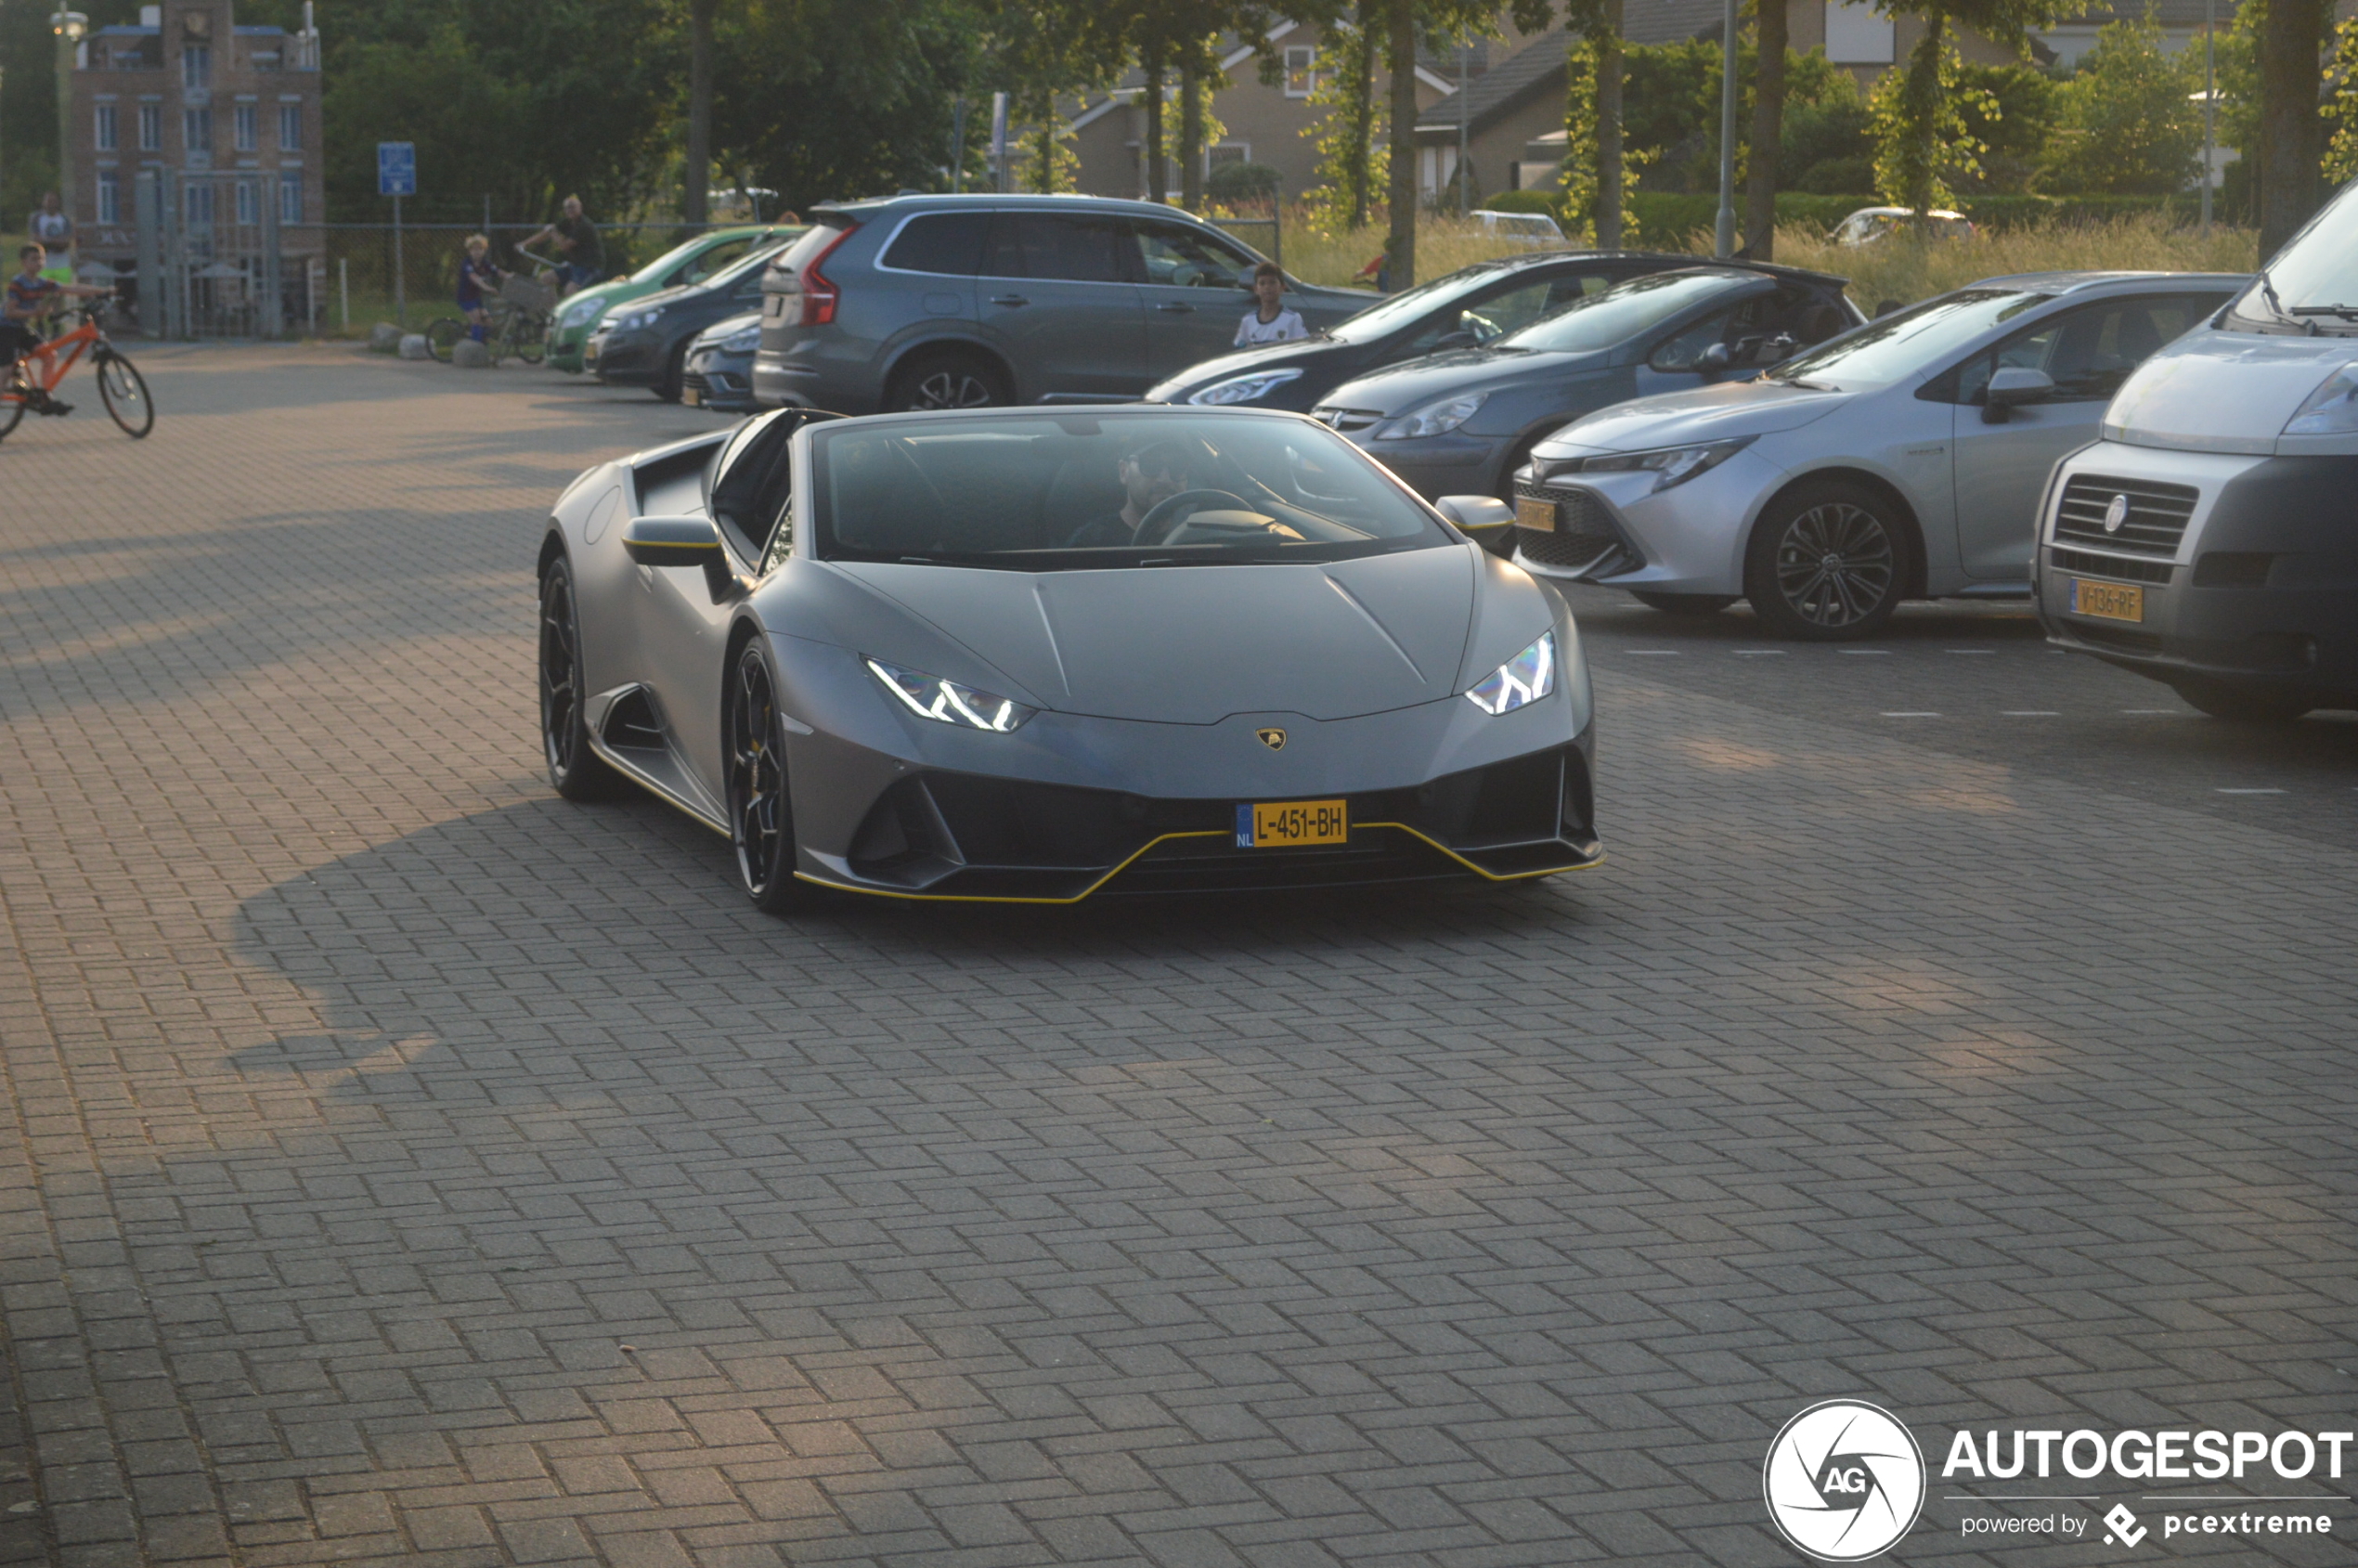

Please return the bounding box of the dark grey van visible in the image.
[751,194,1373,415]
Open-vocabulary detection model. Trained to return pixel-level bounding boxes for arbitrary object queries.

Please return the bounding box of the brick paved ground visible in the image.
[0,345,2352,1568]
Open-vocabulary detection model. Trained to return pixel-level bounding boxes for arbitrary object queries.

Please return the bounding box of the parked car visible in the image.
[544,225,803,373]
[587,240,794,402]
[1473,209,1568,247]
[1512,270,2241,639]
[2039,187,2358,717]
[751,193,1372,414]
[1146,250,1763,414]
[1834,207,1976,246]
[681,311,761,412]
[1315,264,1863,503]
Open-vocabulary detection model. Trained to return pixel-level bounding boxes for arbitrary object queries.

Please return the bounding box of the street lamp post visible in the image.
[1714,0,1738,257]
[52,12,88,245]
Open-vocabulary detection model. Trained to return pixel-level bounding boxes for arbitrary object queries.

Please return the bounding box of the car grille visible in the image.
[1511,480,1627,571]
[680,371,712,398]
[2053,475,2197,558]
[2048,545,2174,586]
[1314,406,1383,434]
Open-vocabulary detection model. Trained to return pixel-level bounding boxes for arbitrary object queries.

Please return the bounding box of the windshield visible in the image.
[1768,288,2051,389]
[1327,266,1504,343]
[2235,181,2358,330]
[810,413,1452,570]
[706,239,795,290]
[1498,270,1753,354]
[628,238,715,286]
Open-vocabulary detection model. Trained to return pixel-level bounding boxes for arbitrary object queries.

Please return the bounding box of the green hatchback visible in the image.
[543,225,801,373]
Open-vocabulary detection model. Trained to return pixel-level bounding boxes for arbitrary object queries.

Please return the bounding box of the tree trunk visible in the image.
[1180,58,1205,211]
[684,0,714,226]
[1350,8,1378,228]
[1744,0,1787,259]
[1595,0,1625,249]
[1385,0,1419,288]
[2259,0,2323,254]
[1143,47,1166,202]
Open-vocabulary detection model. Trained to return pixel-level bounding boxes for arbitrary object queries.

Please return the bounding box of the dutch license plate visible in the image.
[1236,798,1348,849]
[682,385,701,407]
[584,342,601,364]
[2071,578,2144,622]
[1515,495,1557,533]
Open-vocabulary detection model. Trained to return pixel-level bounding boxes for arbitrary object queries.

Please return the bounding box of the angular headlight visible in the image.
[560,297,603,328]
[2283,362,2358,434]
[865,657,1036,732]
[1187,367,1304,405]
[1464,632,1555,716]
[619,308,661,332]
[720,325,761,355]
[1572,436,1753,493]
[1378,391,1487,439]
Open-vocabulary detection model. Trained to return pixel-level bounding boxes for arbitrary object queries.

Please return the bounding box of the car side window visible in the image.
[1947,295,2219,406]
[880,212,990,275]
[711,415,797,560]
[1134,220,1251,289]
[1402,271,1615,353]
[983,214,1131,283]
[682,239,752,286]
[1650,305,1745,371]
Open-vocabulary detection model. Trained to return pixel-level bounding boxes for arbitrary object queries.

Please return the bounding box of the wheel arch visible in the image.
[537,525,569,581]
[880,335,1019,404]
[1746,466,1929,601]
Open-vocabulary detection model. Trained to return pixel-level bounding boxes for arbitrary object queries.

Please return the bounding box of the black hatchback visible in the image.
[587,240,792,402]
[1143,251,1758,413]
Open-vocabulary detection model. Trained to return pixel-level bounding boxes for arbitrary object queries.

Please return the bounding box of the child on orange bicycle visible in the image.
[5,243,108,414]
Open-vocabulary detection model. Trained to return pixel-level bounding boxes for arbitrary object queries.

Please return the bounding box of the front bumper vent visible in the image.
[2054,475,2197,558]
[1512,480,1634,574]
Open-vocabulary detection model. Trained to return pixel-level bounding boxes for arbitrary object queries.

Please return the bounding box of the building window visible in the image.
[96,104,118,152]
[98,172,121,226]
[1823,0,1895,63]
[235,180,256,226]
[1284,45,1318,97]
[234,103,257,152]
[279,174,302,225]
[182,44,211,89]
[138,104,162,152]
[279,103,302,150]
[186,183,215,227]
[185,107,213,153]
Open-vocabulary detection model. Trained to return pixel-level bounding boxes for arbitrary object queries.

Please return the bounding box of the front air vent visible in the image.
[2049,546,2174,585]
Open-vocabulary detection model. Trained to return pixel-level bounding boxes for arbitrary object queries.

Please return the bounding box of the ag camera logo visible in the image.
[1764,1400,1927,1561]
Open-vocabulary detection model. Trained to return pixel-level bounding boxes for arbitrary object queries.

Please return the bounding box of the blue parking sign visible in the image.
[377,142,416,198]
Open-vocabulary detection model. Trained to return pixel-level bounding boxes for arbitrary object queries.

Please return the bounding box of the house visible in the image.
[65,0,325,334]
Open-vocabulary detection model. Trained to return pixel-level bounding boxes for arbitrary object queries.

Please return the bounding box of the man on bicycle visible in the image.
[527,197,603,297]
[5,244,108,411]
[456,234,508,343]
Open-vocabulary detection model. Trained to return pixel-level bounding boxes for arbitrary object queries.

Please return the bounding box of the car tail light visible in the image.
[798,227,854,328]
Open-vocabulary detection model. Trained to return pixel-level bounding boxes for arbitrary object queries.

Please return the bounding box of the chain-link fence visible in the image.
[316,221,758,336]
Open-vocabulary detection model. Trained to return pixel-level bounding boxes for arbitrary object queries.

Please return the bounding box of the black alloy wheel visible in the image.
[888,350,1010,412]
[95,351,154,438]
[1744,480,1911,641]
[726,639,801,913]
[539,559,623,800]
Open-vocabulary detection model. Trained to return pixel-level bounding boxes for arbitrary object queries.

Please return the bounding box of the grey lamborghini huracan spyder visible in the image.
[537,405,1603,908]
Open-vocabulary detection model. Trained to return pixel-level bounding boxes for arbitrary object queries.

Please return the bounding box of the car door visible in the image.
[978,212,1146,400]
[1133,218,1273,376]
[635,413,799,805]
[1947,293,2222,580]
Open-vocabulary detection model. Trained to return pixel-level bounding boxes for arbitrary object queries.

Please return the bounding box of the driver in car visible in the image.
[1069,440,1197,546]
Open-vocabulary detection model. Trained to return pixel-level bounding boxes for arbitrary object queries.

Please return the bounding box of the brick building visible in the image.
[65,0,325,333]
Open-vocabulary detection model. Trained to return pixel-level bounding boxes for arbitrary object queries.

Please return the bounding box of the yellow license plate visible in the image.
[584,343,600,363]
[1515,495,1557,533]
[2070,578,2144,622]
[682,385,701,407]
[1237,798,1348,849]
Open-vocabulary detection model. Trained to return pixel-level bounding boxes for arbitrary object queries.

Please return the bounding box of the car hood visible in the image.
[693,311,760,349]
[2104,327,2358,455]
[1535,379,1853,454]
[1146,337,1357,400]
[1323,347,1601,416]
[824,548,1493,723]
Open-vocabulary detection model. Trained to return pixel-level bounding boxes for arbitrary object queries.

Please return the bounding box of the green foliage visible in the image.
[1558,32,1652,235]
[1955,61,2060,190]
[1781,56,1878,193]
[1207,161,1284,202]
[2040,11,2203,193]
[1302,9,1386,230]
[1870,24,1994,212]
[2323,11,2358,183]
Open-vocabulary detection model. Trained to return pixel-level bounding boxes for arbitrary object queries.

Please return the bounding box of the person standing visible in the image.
[28,194,75,286]
[1234,262,1308,347]
[528,196,604,297]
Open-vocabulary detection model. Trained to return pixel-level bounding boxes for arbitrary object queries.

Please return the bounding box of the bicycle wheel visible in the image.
[485,320,512,367]
[0,375,26,443]
[424,317,466,363]
[94,352,153,439]
[513,316,547,365]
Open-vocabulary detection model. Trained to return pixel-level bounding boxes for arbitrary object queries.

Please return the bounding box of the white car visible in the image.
[1473,209,1568,248]
[1834,206,1976,246]
[1508,270,2243,639]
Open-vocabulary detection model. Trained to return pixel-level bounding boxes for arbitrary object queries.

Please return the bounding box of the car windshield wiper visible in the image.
[2245,268,2318,333]
[1771,374,1839,390]
[2289,304,2358,318]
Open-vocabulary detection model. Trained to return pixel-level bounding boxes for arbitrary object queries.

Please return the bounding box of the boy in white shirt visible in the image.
[1235,262,1308,346]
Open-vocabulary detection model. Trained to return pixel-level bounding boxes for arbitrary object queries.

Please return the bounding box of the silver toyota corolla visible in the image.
[1509,271,2245,639]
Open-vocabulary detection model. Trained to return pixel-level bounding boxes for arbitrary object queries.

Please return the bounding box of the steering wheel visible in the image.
[1134,488,1251,546]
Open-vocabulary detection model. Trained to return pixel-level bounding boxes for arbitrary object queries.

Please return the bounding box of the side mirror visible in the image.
[623,515,743,602]
[1436,495,1517,554]
[1982,366,2054,423]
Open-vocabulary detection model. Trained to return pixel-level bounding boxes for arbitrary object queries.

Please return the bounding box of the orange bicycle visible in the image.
[2,300,154,441]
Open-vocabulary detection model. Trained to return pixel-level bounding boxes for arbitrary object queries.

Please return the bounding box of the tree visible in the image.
[684,0,715,225]
[1869,0,2081,220]
[2324,10,2358,184]
[1745,0,1790,256]
[2040,13,2201,195]
[2257,0,2326,252]
[1304,3,1386,228]
[1384,0,1421,283]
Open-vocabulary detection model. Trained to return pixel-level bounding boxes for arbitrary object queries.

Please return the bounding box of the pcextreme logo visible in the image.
[1763,1400,1928,1562]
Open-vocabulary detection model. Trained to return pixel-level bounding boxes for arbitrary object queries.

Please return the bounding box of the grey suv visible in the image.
[752,194,1374,414]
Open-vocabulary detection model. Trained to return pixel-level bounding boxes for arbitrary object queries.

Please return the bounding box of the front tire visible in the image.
[2170,680,2314,722]
[1743,479,1912,641]
[654,341,689,403]
[539,558,625,800]
[726,638,803,913]
[886,349,1011,412]
[94,352,153,438]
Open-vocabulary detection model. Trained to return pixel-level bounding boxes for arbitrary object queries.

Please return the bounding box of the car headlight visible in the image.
[1464,631,1554,716]
[618,308,661,332]
[865,657,1036,732]
[2283,362,2358,434]
[1377,391,1487,439]
[1187,367,1304,405]
[560,297,602,328]
[1568,436,1753,493]
[720,325,760,355]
